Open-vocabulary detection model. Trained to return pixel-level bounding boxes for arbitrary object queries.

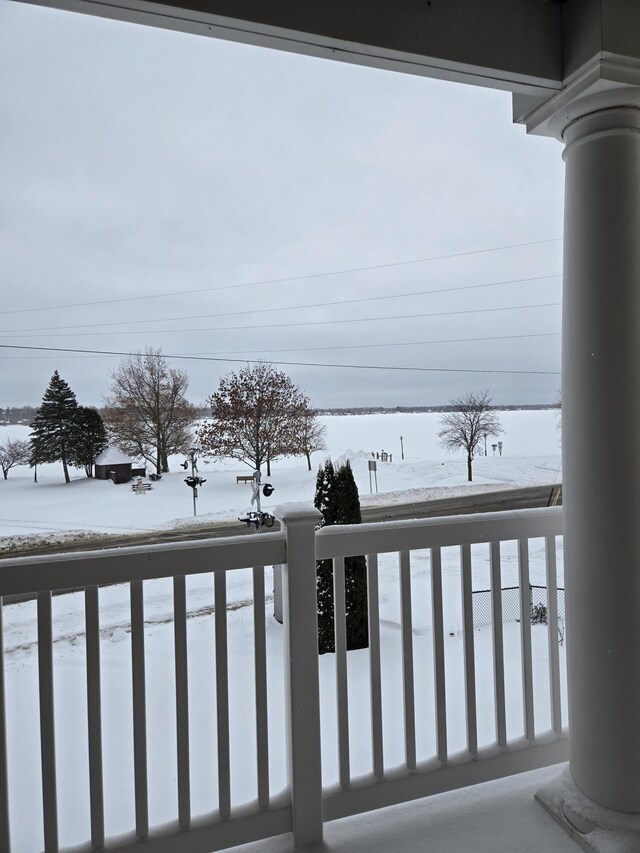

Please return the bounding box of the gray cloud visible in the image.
[0,0,564,409]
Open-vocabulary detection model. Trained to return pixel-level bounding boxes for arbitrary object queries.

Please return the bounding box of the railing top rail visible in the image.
[0,531,287,597]
[0,506,564,597]
[316,506,563,560]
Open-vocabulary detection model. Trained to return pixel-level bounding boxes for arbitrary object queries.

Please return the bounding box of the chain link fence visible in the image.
[472,584,565,628]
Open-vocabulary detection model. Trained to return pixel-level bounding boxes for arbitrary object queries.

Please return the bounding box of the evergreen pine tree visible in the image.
[335,461,369,650]
[335,459,362,524]
[315,458,369,654]
[314,458,338,523]
[30,371,80,483]
[315,459,337,653]
[70,407,108,477]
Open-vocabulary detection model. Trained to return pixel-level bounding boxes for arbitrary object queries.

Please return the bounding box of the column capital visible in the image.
[515,54,640,140]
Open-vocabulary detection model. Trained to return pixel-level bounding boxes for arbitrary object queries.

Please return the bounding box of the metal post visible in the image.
[255,470,262,515]
[191,455,197,517]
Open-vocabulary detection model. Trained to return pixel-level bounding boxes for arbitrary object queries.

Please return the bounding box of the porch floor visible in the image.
[235,764,577,853]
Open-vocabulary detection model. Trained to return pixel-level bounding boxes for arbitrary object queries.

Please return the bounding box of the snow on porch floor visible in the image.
[233,764,577,853]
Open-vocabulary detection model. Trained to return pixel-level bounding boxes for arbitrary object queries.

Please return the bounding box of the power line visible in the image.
[2,273,561,335]
[0,330,561,359]
[0,343,561,376]
[186,330,562,357]
[0,237,562,317]
[0,301,562,339]
[0,355,115,360]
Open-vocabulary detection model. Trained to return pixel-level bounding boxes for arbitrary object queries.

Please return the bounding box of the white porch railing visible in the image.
[314,506,567,824]
[0,504,566,852]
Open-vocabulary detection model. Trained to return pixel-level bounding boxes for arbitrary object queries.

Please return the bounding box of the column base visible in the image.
[535,767,640,852]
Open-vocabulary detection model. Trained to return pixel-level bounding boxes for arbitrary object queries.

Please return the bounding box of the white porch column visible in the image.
[561,103,640,813]
[525,81,640,846]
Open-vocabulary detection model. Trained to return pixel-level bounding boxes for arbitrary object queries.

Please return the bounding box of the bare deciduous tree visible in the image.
[196,363,308,475]
[438,389,503,482]
[0,438,30,479]
[104,349,197,476]
[554,389,562,442]
[295,406,327,471]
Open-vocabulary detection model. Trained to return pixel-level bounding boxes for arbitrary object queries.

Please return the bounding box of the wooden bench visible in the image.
[236,475,255,484]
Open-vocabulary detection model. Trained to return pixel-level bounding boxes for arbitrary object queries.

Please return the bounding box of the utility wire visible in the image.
[186,330,562,357]
[0,237,562,317]
[0,343,561,376]
[0,301,562,339]
[0,330,561,359]
[1,273,561,335]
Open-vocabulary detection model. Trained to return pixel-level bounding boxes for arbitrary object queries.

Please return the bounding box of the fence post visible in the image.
[276,503,324,847]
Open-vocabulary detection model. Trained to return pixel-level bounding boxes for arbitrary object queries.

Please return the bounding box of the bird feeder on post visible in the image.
[238,469,276,531]
[183,449,205,516]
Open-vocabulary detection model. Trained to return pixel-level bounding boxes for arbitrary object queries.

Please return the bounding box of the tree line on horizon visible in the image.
[4,351,327,483]
[0,349,505,486]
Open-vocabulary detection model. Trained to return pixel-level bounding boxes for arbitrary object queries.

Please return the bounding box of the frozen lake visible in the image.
[0,409,561,547]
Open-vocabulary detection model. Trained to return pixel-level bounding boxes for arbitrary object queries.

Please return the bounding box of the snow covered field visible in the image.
[0,409,561,549]
[1,409,565,850]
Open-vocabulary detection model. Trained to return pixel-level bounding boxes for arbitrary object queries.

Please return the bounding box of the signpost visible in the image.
[368,459,378,494]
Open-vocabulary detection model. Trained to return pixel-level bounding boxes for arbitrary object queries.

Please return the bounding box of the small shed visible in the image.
[95,448,146,484]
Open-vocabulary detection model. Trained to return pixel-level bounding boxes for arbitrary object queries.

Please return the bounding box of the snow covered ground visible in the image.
[1,409,566,850]
[239,764,576,853]
[0,409,561,550]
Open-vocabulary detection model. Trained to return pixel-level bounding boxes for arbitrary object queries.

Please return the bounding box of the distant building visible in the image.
[94,448,146,484]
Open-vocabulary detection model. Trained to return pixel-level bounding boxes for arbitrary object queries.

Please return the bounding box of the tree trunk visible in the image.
[2,470,7,480]
[467,452,473,482]
[156,444,161,476]
[85,464,93,477]
[306,452,312,471]
[267,457,271,477]
[161,451,169,473]
[62,457,70,484]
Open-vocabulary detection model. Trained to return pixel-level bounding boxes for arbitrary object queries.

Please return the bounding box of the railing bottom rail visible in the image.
[323,737,569,823]
[72,803,292,853]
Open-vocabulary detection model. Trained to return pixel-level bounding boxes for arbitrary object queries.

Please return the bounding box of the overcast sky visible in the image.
[0,1,566,410]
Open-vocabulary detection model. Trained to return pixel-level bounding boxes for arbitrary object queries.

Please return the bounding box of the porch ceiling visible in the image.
[14,0,563,95]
